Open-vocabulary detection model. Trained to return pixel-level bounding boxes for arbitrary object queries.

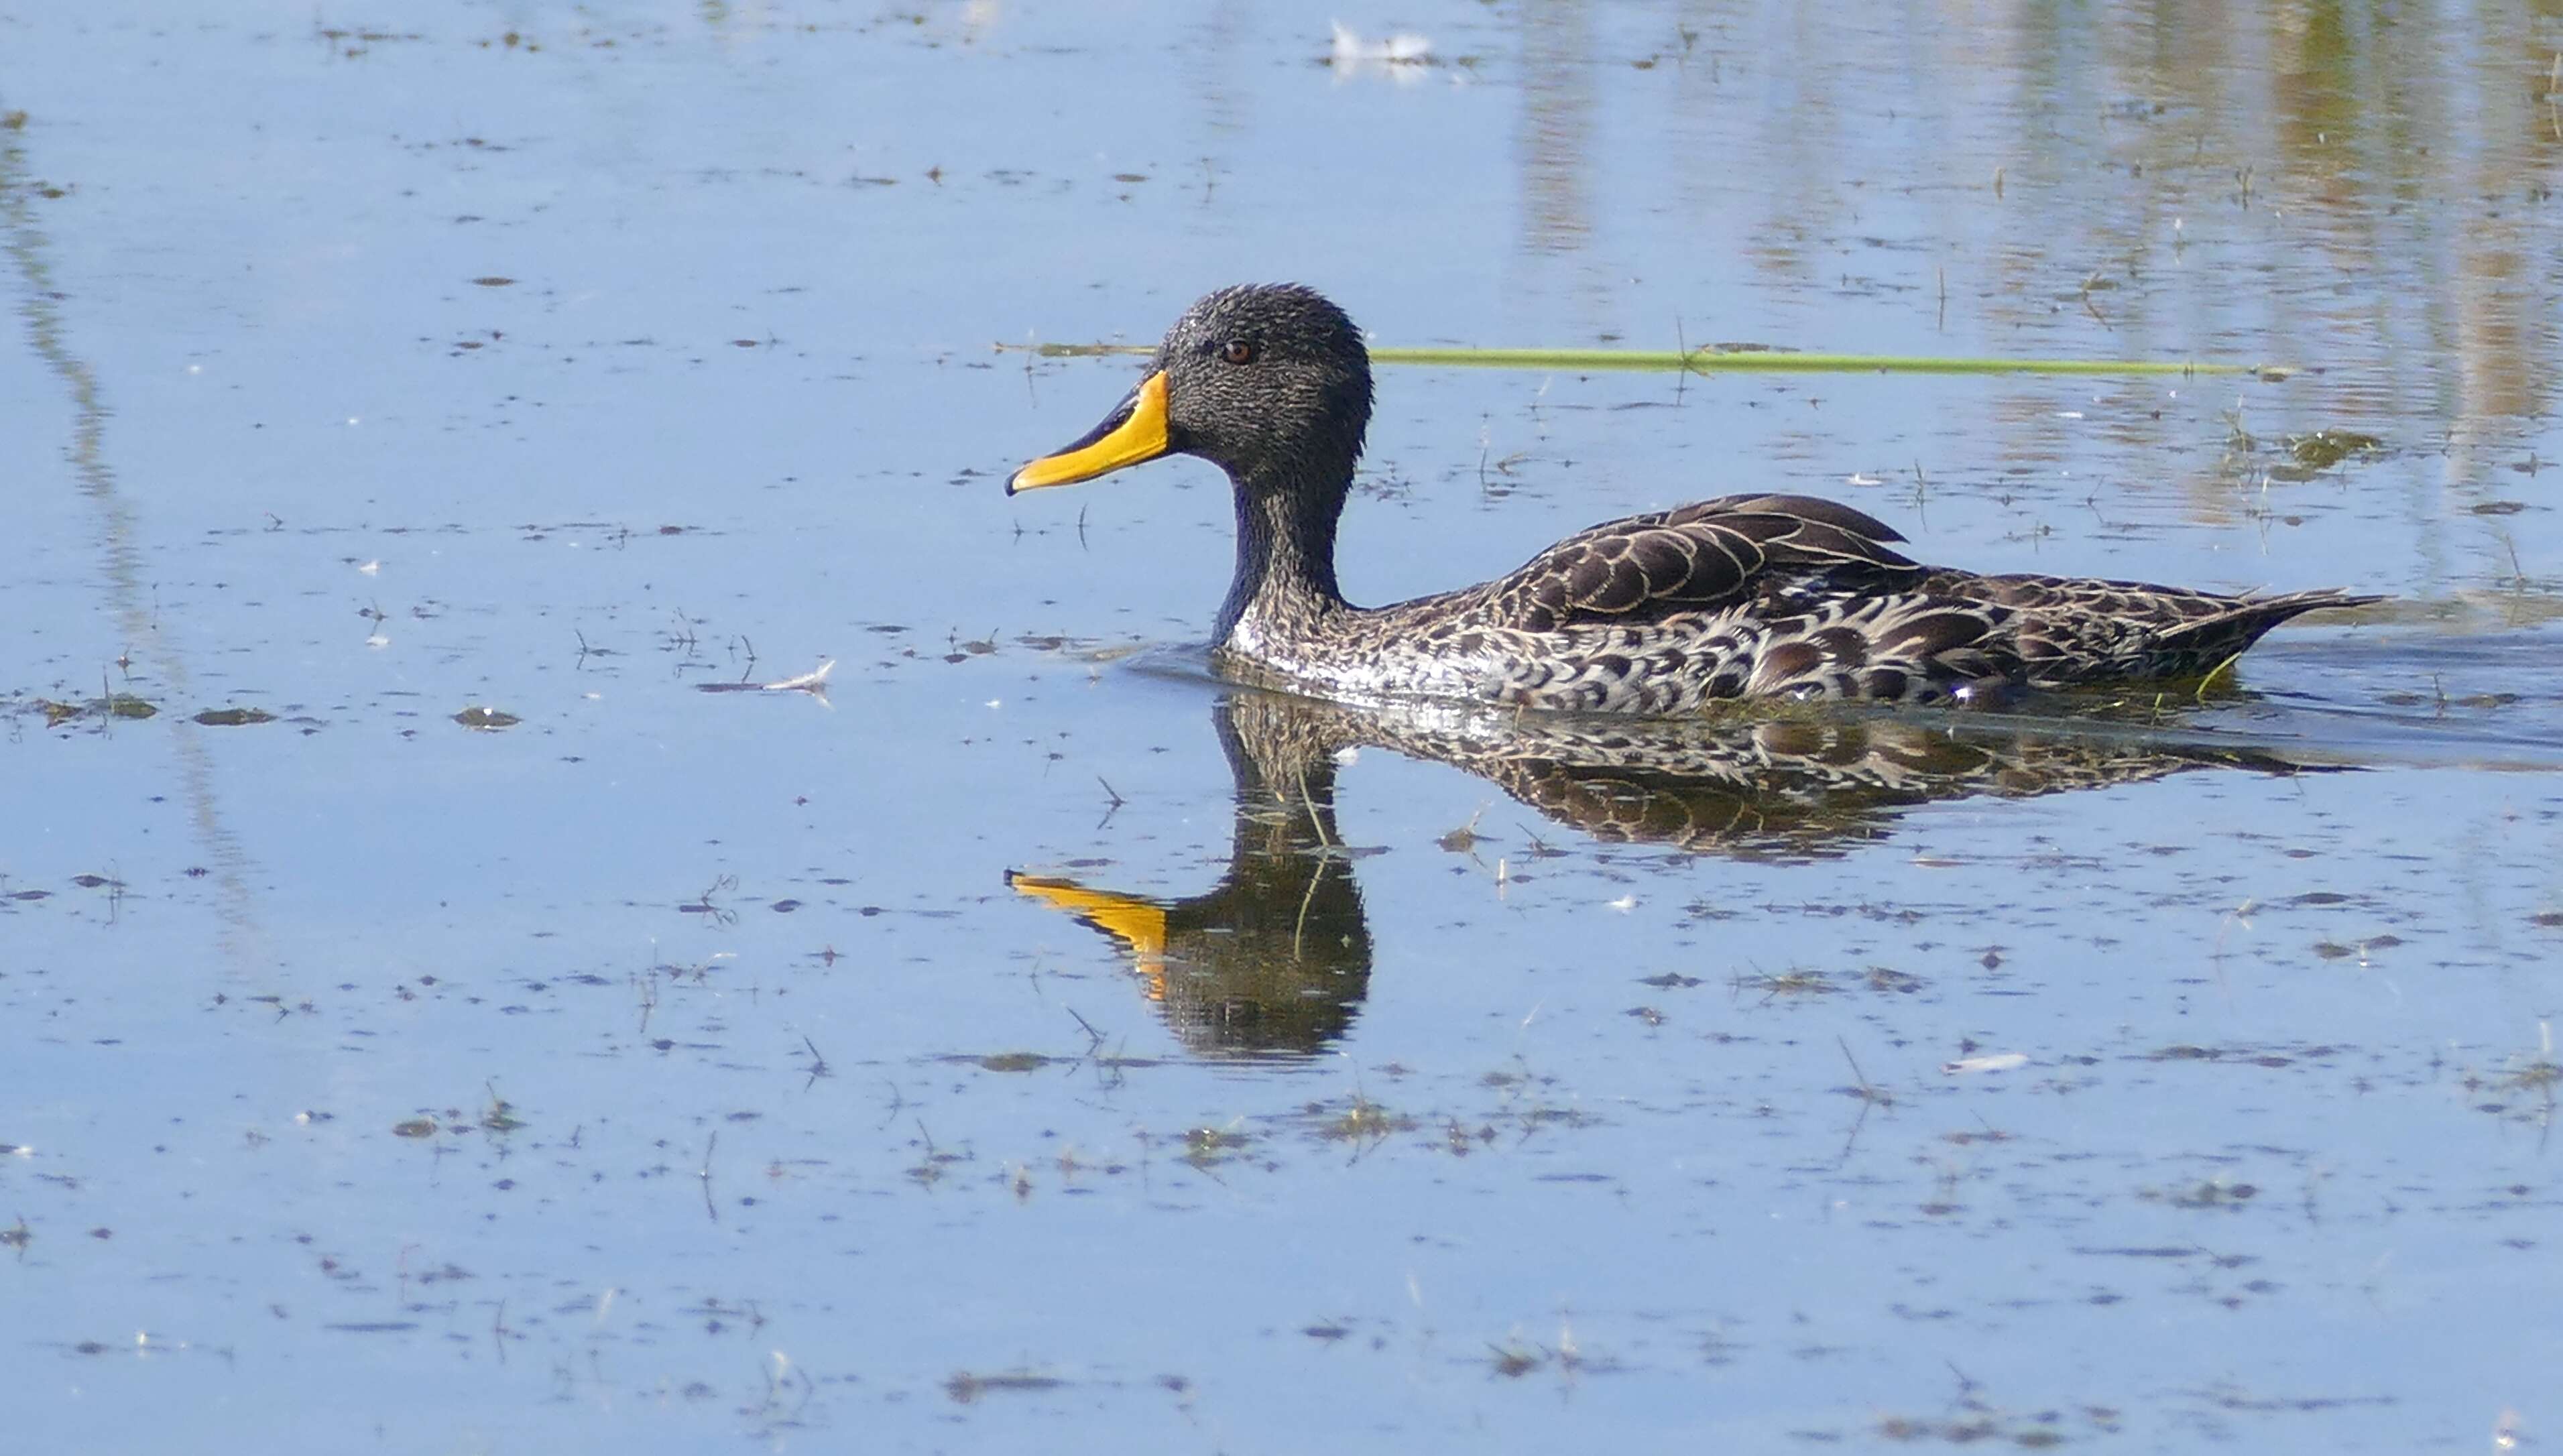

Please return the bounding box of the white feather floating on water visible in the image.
[1942,1052,2029,1075]
[697,659,835,698]
[760,660,835,693]
[1330,21,1433,68]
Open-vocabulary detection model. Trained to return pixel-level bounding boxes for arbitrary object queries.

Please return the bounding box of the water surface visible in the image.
[6,2,2563,1450]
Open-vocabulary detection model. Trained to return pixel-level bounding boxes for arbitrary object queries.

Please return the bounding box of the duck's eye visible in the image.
[1221,339,1258,365]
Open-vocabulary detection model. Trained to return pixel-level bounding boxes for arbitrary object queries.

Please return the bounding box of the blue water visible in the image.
[5,1,2562,1451]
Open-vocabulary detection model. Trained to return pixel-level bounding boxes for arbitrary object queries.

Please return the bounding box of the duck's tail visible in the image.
[2150,588,2384,676]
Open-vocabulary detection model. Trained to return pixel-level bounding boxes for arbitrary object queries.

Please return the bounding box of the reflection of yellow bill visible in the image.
[1007,871,1169,965]
[1006,371,1171,494]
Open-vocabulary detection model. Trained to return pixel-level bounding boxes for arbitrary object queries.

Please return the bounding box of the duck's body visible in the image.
[1010,286,2377,711]
[1209,490,2370,711]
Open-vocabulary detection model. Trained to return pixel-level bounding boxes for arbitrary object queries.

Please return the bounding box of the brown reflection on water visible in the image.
[2,121,265,975]
[1516,0,1596,259]
[1012,688,2328,1058]
[1185,1,1252,186]
[1011,692,1375,1060]
[1495,0,2563,523]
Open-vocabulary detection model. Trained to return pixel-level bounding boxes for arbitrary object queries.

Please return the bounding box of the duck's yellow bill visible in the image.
[1007,871,1169,962]
[1006,370,1171,495]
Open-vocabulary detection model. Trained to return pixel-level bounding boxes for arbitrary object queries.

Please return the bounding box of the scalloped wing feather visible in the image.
[1492,495,1923,633]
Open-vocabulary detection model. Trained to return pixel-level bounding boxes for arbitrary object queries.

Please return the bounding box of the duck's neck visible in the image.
[1214,467,1350,646]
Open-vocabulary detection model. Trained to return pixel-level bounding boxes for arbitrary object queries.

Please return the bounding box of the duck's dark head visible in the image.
[1008,284,1374,499]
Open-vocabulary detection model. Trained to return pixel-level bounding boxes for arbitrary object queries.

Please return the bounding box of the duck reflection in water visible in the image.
[1010,690,2330,1059]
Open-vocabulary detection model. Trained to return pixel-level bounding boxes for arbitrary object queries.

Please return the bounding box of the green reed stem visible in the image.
[1009,341,2281,379]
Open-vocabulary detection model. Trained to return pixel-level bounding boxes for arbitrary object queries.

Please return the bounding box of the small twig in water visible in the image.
[697,1131,720,1223]
[1839,1036,1893,1107]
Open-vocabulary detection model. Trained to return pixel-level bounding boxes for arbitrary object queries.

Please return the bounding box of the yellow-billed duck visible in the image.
[1008,284,2379,711]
